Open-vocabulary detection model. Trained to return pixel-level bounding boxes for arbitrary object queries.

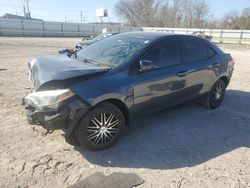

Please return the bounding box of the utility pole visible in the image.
[24,0,31,19]
[80,11,83,24]
[23,5,26,18]
[80,11,86,24]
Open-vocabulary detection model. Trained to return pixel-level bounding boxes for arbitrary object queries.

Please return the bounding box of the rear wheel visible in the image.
[75,102,125,150]
[202,79,226,109]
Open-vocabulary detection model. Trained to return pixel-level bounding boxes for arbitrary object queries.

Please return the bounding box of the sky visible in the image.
[0,0,249,23]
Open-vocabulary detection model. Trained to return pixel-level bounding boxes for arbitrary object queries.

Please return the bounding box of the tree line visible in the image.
[114,0,250,30]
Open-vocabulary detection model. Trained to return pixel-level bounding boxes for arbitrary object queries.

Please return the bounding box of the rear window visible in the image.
[182,40,216,63]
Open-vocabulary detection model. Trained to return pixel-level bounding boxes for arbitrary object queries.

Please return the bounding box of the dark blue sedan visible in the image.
[23,32,234,150]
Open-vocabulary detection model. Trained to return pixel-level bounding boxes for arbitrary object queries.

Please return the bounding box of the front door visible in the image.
[131,40,189,118]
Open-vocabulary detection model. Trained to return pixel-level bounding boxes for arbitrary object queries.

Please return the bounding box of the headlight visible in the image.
[25,89,75,109]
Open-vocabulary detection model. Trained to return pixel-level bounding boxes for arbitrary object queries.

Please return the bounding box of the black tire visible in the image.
[65,134,79,146]
[75,102,125,150]
[202,79,226,109]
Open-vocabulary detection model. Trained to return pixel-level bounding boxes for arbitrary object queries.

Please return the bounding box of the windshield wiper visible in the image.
[82,58,97,66]
[82,58,115,68]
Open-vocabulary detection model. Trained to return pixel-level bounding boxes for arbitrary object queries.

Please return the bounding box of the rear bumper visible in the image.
[23,98,89,130]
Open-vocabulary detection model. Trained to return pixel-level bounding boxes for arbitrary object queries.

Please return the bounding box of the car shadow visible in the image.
[74,89,250,169]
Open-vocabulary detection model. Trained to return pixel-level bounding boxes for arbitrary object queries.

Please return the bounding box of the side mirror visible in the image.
[139,60,155,72]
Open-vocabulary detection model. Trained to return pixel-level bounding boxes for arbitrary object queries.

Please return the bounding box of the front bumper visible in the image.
[23,97,89,130]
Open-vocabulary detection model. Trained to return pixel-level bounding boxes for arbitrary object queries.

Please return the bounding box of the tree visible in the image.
[222,8,250,30]
[114,0,249,29]
[192,0,210,28]
[223,10,241,29]
[242,8,250,29]
[114,0,211,28]
[114,0,164,27]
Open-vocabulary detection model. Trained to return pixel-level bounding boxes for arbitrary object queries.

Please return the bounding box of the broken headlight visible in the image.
[25,89,75,109]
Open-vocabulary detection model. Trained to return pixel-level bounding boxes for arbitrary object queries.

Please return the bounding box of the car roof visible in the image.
[117,31,206,42]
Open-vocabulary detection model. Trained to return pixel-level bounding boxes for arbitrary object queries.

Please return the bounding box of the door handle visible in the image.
[177,71,188,77]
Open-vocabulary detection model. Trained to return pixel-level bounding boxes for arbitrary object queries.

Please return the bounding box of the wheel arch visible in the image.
[95,98,130,126]
[219,75,229,87]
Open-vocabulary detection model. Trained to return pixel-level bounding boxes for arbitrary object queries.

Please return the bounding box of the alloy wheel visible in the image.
[86,113,119,145]
[210,81,225,107]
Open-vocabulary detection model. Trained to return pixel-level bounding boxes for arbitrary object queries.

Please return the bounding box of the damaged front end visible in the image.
[23,89,89,145]
[24,89,85,127]
[23,55,108,144]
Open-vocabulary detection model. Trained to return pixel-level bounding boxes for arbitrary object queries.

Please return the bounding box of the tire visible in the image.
[75,102,125,150]
[65,134,79,146]
[202,79,226,109]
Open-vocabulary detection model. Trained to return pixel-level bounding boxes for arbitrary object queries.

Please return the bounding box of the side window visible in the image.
[182,40,215,63]
[143,40,182,68]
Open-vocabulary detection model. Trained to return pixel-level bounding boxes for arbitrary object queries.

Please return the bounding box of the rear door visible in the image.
[179,39,220,100]
[131,39,189,117]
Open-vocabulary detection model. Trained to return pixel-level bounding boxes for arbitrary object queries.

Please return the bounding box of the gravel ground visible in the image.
[0,37,250,188]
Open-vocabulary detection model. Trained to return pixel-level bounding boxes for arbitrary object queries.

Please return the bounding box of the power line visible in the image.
[0,3,118,23]
[0,3,22,9]
[1,3,94,14]
[7,0,20,8]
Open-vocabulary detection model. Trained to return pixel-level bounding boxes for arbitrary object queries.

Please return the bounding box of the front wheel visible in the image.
[202,79,226,109]
[75,102,125,150]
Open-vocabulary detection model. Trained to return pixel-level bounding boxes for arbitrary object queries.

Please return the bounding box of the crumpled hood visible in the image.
[28,55,109,91]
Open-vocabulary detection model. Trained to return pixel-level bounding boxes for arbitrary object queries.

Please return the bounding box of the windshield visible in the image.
[76,34,151,67]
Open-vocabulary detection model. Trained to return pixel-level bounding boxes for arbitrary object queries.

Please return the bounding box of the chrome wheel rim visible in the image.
[211,83,225,106]
[86,113,119,145]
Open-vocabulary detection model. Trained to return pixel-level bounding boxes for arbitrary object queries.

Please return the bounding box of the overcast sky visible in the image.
[0,0,249,23]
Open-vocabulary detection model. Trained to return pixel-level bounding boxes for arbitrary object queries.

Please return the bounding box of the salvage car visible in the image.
[23,32,234,150]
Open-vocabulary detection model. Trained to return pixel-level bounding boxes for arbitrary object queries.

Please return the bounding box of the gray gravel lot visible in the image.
[0,37,250,188]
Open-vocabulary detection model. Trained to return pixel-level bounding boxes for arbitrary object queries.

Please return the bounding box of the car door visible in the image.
[179,39,220,101]
[131,39,190,118]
